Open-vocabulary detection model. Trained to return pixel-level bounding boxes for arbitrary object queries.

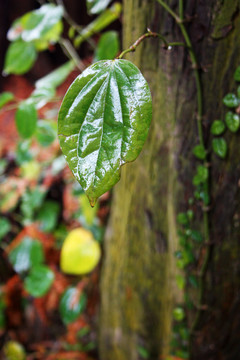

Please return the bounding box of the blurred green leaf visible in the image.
[0,159,7,175]
[37,201,60,232]
[87,0,112,14]
[234,66,240,81]
[59,287,87,324]
[177,213,188,225]
[20,4,63,42]
[173,307,185,321]
[0,92,14,109]
[210,120,225,135]
[74,3,122,47]
[15,141,33,165]
[192,144,206,160]
[94,31,119,61]
[4,40,37,75]
[0,218,11,240]
[27,87,55,109]
[212,137,227,158]
[35,61,75,90]
[137,346,150,359]
[9,237,44,273]
[223,93,239,108]
[176,274,186,290]
[36,120,57,147]
[193,165,208,186]
[24,264,54,297]
[20,187,46,222]
[190,229,203,243]
[15,102,37,139]
[225,111,240,132]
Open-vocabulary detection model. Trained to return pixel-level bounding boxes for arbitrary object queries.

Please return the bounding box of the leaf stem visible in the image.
[117,30,185,59]
[58,38,86,72]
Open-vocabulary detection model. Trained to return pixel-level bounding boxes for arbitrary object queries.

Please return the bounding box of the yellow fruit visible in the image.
[60,228,101,275]
[4,341,26,360]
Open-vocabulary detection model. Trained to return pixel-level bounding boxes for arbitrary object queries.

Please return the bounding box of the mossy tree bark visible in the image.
[99,1,240,359]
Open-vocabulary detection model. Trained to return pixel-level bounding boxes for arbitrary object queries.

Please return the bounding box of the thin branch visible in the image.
[59,38,85,72]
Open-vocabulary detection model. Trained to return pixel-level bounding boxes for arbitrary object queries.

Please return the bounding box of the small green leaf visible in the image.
[94,31,119,61]
[0,92,14,109]
[20,187,46,221]
[177,213,188,225]
[137,346,150,359]
[9,237,44,273]
[87,0,112,14]
[35,60,75,90]
[223,93,239,108]
[59,287,87,324]
[37,201,60,232]
[0,218,11,240]
[74,3,122,48]
[24,265,54,297]
[190,230,203,243]
[225,111,240,132]
[193,165,208,186]
[212,137,227,158]
[210,120,225,135]
[15,102,37,139]
[188,274,198,288]
[176,274,186,290]
[58,59,152,206]
[187,209,194,221]
[192,144,206,160]
[234,66,240,81]
[15,140,33,165]
[4,40,37,75]
[36,120,56,147]
[173,307,185,321]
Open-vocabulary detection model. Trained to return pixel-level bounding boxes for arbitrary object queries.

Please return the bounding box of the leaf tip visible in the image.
[88,196,97,208]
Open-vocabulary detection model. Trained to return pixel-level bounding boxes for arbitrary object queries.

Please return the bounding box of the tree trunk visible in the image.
[99,1,240,359]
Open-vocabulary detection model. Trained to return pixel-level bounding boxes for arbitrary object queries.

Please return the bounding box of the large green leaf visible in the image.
[24,265,54,297]
[58,59,152,206]
[15,102,37,139]
[59,286,87,324]
[87,0,112,14]
[4,40,37,75]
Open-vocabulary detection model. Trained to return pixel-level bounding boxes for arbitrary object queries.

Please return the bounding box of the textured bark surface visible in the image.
[99,1,240,359]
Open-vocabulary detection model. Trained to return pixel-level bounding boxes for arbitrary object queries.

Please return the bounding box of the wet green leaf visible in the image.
[0,218,10,240]
[210,120,225,135]
[37,201,60,232]
[225,111,240,132]
[94,31,119,61]
[212,137,227,158]
[0,92,14,109]
[223,93,239,108]
[87,0,112,14]
[9,237,44,273]
[234,66,240,81]
[15,102,37,139]
[36,120,56,147]
[74,3,121,48]
[24,265,54,297]
[58,59,152,206]
[35,61,75,90]
[4,40,37,75]
[192,144,206,160]
[59,286,87,324]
